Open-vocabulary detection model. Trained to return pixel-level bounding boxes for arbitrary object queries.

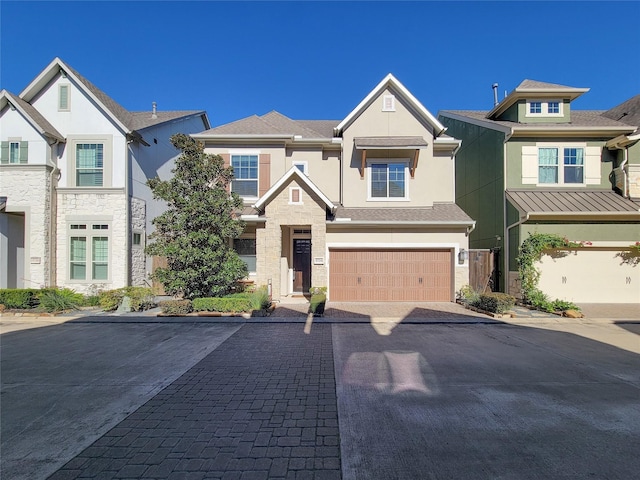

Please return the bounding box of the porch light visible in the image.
[458,248,468,265]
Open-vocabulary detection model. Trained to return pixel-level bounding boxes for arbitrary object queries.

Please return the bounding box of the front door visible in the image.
[293,239,311,293]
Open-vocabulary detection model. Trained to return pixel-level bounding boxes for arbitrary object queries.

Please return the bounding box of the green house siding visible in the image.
[514,99,571,124]
[440,116,507,289]
[506,138,615,190]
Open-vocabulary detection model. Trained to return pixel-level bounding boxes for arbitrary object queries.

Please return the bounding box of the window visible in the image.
[59,84,70,111]
[234,238,256,273]
[529,101,542,114]
[293,161,308,175]
[9,142,20,163]
[76,144,104,186]
[369,162,407,199]
[132,232,142,246]
[289,187,302,204]
[69,223,110,281]
[538,147,584,184]
[527,99,563,117]
[1,140,27,164]
[231,155,258,197]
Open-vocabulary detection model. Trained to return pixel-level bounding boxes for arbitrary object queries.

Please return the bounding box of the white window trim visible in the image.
[67,135,113,188]
[366,159,410,202]
[67,222,112,283]
[292,161,308,175]
[289,186,303,205]
[231,153,259,200]
[382,94,396,112]
[526,99,564,117]
[536,143,586,186]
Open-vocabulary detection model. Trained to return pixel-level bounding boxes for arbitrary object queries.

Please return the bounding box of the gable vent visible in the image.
[382,94,396,112]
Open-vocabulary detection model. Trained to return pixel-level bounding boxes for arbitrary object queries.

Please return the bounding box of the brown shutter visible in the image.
[259,154,271,197]
[220,154,231,192]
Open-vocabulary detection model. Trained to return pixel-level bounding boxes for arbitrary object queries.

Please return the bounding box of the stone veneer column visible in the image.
[258,179,328,300]
[130,197,147,286]
[0,165,52,287]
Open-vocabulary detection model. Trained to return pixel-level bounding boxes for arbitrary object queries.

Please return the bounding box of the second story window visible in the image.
[369,162,407,200]
[548,101,560,114]
[529,101,542,114]
[9,142,20,163]
[76,143,104,186]
[231,154,258,197]
[538,147,584,184]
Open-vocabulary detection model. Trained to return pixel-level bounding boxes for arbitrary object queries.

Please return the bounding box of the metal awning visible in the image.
[354,136,428,179]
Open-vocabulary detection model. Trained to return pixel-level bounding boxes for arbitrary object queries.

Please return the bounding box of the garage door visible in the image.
[329,249,453,302]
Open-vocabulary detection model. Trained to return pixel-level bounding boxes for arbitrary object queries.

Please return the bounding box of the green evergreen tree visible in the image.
[145,134,247,298]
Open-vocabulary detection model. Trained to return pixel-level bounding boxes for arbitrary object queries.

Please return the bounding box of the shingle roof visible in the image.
[517,79,581,90]
[128,110,206,131]
[601,94,640,128]
[441,110,634,129]
[3,90,64,141]
[354,136,428,148]
[202,111,339,139]
[506,189,640,215]
[334,204,474,223]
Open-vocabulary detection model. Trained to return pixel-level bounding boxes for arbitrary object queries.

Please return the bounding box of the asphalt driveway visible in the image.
[2,314,639,479]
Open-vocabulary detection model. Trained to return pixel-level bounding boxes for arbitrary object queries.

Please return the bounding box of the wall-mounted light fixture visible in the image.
[458,248,468,265]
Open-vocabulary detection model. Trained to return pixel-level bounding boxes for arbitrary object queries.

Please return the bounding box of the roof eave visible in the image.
[328,220,475,227]
[487,87,589,119]
[510,126,637,137]
[438,111,513,135]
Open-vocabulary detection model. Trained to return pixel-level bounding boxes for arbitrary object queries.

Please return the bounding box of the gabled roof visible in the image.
[1,90,64,142]
[335,74,446,136]
[506,189,640,218]
[486,79,589,119]
[197,111,337,140]
[253,166,336,212]
[18,57,209,137]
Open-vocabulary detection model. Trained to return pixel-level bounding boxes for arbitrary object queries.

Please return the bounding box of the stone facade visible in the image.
[628,164,640,200]
[257,179,328,300]
[454,265,469,297]
[0,165,53,287]
[130,197,147,286]
[56,191,128,294]
[508,271,522,299]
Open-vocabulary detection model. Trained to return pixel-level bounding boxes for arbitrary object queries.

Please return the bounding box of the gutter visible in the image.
[327,220,475,227]
[46,138,61,287]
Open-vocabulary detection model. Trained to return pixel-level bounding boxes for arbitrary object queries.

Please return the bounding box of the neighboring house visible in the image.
[192,74,474,302]
[0,58,209,292]
[439,80,640,303]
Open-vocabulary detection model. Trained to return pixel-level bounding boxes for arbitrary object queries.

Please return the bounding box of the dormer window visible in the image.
[526,99,563,117]
[59,84,70,111]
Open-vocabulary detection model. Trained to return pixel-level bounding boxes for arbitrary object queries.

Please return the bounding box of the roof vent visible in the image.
[151,101,157,119]
[492,83,499,106]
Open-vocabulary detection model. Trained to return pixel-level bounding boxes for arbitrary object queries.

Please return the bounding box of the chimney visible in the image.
[492,83,499,106]
[151,101,157,119]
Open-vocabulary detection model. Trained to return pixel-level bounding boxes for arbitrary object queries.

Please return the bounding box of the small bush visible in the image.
[309,293,326,315]
[81,295,101,307]
[457,284,480,305]
[160,299,193,315]
[551,299,580,312]
[39,288,83,313]
[99,287,155,311]
[0,289,43,309]
[474,292,515,314]
[193,297,252,313]
[248,286,270,310]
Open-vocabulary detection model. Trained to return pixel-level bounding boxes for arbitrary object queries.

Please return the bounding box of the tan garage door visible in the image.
[329,249,453,302]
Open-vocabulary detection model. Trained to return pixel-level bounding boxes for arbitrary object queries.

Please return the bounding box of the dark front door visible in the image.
[293,239,311,293]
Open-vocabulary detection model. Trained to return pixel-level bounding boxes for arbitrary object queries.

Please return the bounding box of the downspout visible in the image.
[502,129,513,292]
[621,147,629,198]
[46,138,61,287]
[126,138,133,286]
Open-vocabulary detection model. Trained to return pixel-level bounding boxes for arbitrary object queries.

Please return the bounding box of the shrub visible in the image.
[193,297,252,313]
[457,284,480,305]
[160,299,193,315]
[39,288,83,313]
[309,293,326,315]
[98,287,155,311]
[0,289,43,309]
[551,299,580,312]
[474,292,515,314]
[81,295,101,307]
[248,286,270,310]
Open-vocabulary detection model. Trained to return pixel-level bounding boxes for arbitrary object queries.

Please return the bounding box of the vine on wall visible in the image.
[516,233,580,304]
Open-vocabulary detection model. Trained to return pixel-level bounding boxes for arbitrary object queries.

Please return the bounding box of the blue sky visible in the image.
[1,1,639,127]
